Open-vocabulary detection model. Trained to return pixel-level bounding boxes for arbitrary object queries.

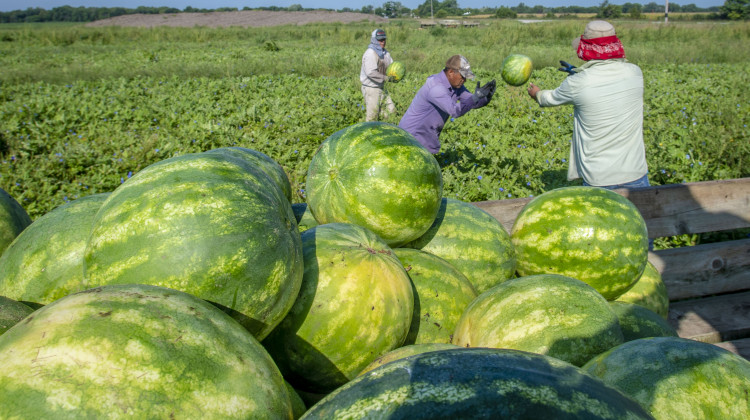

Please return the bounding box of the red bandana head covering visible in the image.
[577,35,625,61]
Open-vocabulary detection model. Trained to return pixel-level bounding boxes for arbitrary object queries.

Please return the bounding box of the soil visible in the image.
[85,10,388,28]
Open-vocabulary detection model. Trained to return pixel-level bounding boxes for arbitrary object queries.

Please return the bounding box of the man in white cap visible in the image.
[527,20,649,190]
[360,28,396,122]
[399,55,496,153]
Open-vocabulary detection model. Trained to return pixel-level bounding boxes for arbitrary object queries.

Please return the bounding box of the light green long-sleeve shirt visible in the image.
[535,59,648,187]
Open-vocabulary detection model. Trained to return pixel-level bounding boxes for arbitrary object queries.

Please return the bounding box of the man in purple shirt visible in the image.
[399,55,496,153]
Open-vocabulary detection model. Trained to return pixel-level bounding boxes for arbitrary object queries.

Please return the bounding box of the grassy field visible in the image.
[1,20,748,239]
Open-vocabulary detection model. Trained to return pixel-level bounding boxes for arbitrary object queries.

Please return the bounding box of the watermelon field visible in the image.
[1,18,750,419]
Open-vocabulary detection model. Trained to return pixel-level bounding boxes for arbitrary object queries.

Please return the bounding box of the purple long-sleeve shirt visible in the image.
[398,70,486,153]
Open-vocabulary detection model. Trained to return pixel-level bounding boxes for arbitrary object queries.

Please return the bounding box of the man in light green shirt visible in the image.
[527,20,649,189]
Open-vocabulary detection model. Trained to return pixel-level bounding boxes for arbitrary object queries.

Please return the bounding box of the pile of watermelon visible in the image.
[1,122,748,419]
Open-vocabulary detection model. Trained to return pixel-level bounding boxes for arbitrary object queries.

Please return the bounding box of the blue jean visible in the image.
[583,174,650,190]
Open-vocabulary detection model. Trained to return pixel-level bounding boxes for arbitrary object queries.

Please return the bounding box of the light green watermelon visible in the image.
[262,223,413,394]
[0,296,33,335]
[511,186,649,300]
[204,146,293,202]
[302,348,654,419]
[609,301,677,342]
[404,197,516,294]
[583,336,750,420]
[0,284,293,419]
[358,343,461,375]
[83,152,303,340]
[0,193,109,305]
[501,53,533,86]
[291,203,319,232]
[616,261,669,318]
[0,187,32,255]
[452,274,624,366]
[386,61,406,82]
[394,248,477,345]
[305,122,442,247]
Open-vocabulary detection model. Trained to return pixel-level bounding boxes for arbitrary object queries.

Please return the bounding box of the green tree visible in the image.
[597,0,622,18]
[629,3,643,18]
[495,6,518,18]
[720,0,749,19]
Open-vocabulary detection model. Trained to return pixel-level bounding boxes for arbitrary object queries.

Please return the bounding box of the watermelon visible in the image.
[291,203,319,232]
[262,223,413,394]
[452,274,624,366]
[393,248,477,345]
[0,187,32,255]
[204,146,293,202]
[0,284,293,419]
[386,61,406,82]
[83,152,303,340]
[404,197,516,294]
[616,261,669,318]
[284,381,307,419]
[305,122,442,247]
[583,336,750,420]
[301,348,654,419]
[511,186,649,300]
[0,296,33,335]
[608,301,677,342]
[0,193,109,306]
[501,53,533,86]
[358,343,461,375]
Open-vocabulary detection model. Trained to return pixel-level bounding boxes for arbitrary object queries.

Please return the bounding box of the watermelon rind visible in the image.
[302,348,654,420]
[204,146,293,203]
[511,186,649,300]
[394,248,477,345]
[358,343,461,376]
[0,193,109,306]
[501,53,533,86]
[452,274,624,366]
[0,187,32,255]
[305,122,443,247]
[83,152,303,340]
[386,61,406,82]
[403,197,516,294]
[262,223,414,394]
[616,261,669,318]
[583,336,750,420]
[0,284,293,419]
[0,296,34,335]
[608,301,677,342]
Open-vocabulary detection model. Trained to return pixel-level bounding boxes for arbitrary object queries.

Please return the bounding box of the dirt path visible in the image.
[86,10,388,28]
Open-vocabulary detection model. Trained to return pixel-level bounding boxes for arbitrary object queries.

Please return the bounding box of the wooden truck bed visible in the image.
[474,177,750,359]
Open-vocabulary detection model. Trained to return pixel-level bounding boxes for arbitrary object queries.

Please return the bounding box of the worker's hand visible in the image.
[472,80,496,103]
[558,60,577,75]
[387,76,398,83]
[527,83,541,101]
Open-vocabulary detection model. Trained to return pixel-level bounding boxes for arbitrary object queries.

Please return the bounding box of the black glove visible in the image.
[472,80,497,104]
[558,60,576,76]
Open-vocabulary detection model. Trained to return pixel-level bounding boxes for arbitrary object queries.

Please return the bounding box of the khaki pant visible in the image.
[361,85,395,122]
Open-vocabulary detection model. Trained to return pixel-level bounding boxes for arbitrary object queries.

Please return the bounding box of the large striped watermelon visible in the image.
[616,261,669,318]
[511,186,648,300]
[302,348,654,419]
[583,337,750,420]
[83,152,303,340]
[0,284,293,419]
[262,223,413,394]
[204,146,293,202]
[0,193,109,305]
[452,274,624,366]
[386,61,406,82]
[0,296,33,335]
[305,122,442,247]
[0,187,32,255]
[501,53,533,86]
[608,301,677,342]
[404,197,516,294]
[394,248,477,345]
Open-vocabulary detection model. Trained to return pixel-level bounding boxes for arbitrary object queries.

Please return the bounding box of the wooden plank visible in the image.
[649,238,750,300]
[613,177,750,238]
[474,178,750,238]
[668,291,750,344]
[713,337,750,360]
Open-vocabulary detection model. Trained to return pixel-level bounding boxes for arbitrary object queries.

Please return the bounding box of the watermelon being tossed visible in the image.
[501,53,533,86]
[386,61,405,82]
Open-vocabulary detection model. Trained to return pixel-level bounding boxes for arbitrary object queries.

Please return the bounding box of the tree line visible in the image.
[0,1,744,24]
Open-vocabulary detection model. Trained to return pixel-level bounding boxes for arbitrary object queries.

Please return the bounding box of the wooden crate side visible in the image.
[649,238,750,301]
[668,291,750,345]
